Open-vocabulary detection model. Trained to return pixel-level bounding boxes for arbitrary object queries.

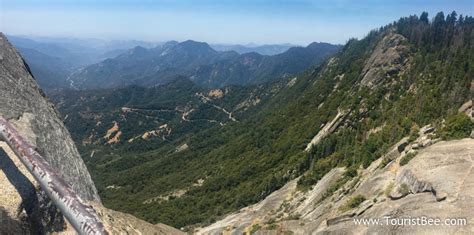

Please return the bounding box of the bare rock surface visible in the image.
[90,203,185,235]
[305,109,349,152]
[197,178,299,235]
[198,139,474,234]
[458,100,472,116]
[0,141,64,234]
[360,32,410,87]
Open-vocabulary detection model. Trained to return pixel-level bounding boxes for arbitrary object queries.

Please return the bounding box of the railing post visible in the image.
[0,116,108,235]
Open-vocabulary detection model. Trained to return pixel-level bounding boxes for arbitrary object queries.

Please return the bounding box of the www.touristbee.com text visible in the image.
[353,216,467,227]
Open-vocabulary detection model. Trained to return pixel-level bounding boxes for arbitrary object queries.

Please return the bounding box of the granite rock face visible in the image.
[0,33,100,202]
[360,31,410,87]
[0,33,100,232]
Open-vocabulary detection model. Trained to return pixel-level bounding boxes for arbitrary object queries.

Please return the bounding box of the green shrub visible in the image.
[250,224,262,234]
[265,223,278,230]
[340,194,366,211]
[399,152,417,166]
[319,176,352,203]
[344,166,358,178]
[398,183,410,195]
[379,157,392,169]
[384,182,394,197]
[408,131,419,142]
[439,113,474,140]
[285,213,301,220]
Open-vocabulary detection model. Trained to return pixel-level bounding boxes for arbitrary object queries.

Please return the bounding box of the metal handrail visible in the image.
[0,116,108,235]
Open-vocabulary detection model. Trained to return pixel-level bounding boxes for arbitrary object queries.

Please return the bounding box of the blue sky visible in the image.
[1,0,472,45]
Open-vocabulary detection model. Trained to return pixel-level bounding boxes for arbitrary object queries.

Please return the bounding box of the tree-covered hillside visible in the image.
[53,12,473,229]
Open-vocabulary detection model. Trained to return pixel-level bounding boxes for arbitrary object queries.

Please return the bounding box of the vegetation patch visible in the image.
[399,151,417,166]
[398,183,410,195]
[439,113,474,140]
[379,157,392,169]
[384,182,395,197]
[249,224,262,234]
[285,213,301,220]
[318,167,358,203]
[340,195,366,211]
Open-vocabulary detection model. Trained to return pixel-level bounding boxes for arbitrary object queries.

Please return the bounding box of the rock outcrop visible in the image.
[198,138,474,234]
[360,31,410,87]
[305,109,349,152]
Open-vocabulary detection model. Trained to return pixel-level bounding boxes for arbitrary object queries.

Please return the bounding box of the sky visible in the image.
[1,0,473,45]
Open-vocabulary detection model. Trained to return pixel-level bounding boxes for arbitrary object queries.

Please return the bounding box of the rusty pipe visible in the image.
[0,116,108,235]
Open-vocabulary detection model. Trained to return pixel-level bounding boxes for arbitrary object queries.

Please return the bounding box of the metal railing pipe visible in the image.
[0,116,108,235]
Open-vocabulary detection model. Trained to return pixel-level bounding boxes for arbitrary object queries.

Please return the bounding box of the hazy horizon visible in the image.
[5,34,307,47]
[1,0,473,45]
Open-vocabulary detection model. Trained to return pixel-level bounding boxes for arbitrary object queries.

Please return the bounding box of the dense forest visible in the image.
[53,11,473,229]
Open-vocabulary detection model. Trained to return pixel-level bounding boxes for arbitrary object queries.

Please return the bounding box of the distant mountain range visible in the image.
[68,40,340,89]
[9,35,340,90]
[8,35,162,89]
[9,35,161,66]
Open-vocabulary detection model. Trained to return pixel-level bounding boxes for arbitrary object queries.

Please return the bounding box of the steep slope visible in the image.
[0,32,99,232]
[68,40,340,89]
[16,47,72,89]
[0,141,184,234]
[194,13,474,234]
[0,33,100,202]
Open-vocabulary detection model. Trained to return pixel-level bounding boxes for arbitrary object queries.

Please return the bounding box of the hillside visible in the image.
[193,42,340,87]
[16,47,72,89]
[50,11,474,231]
[67,40,340,89]
[50,77,273,152]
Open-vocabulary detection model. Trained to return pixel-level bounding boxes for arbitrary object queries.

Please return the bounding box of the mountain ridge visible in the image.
[68,39,341,89]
